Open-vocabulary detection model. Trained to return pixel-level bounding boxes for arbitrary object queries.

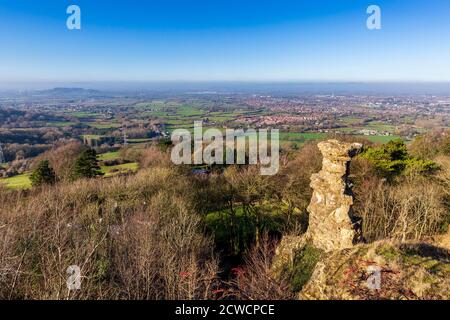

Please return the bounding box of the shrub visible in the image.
[279,142,322,217]
[204,206,286,256]
[409,130,450,160]
[33,141,85,181]
[139,145,171,168]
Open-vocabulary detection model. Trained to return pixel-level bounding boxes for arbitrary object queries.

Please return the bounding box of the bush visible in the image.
[139,145,171,168]
[205,206,286,256]
[279,143,322,218]
[409,130,450,160]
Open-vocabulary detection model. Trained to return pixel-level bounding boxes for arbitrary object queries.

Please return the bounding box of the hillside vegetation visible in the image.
[0,131,449,299]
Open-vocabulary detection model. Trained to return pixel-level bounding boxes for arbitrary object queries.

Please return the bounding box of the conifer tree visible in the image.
[30,160,57,186]
[73,148,103,179]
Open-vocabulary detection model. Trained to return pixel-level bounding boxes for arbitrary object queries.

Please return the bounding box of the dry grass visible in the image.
[226,236,294,300]
[0,166,219,299]
[354,176,448,243]
[1,140,448,300]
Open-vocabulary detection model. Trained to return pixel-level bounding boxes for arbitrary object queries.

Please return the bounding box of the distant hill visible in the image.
[36,87,102,97]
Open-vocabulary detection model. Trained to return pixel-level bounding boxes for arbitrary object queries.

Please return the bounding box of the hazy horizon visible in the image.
[2,81,450,96]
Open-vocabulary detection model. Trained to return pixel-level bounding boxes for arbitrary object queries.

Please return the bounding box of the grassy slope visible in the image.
[0,173,32,189]
[98,151,120,161]
[101,162,139,177]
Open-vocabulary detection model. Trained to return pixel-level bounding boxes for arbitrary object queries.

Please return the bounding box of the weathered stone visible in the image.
[306,140,363,252]
[272,139,362,276]
[270,140,450,300]
[299,240,450,300]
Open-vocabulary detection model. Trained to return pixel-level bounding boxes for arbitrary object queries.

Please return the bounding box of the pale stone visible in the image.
[272,140,363,276]
[306,140,363,252]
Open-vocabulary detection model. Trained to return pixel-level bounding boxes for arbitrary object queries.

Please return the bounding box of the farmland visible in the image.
[1,89,448,190]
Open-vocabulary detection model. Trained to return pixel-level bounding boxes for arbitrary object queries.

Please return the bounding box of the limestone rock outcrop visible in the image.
[306,139,363,252]
[272,139,362,276]
[271,139,450,300]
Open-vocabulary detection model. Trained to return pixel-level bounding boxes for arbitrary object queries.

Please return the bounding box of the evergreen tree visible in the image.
[30,160,57,186]
[73,148,103,179]
[361,139,438,178]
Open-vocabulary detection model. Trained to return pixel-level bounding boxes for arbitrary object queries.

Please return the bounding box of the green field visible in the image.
[356,135,402,143]
[88,122,122,129]
[67,111,101,118]
[280,132,328,140]
[46,121,77,127]
[176,105,205,117]
[0,162,140,188]
[101,162,139,177]
[0,173,32,189]
[279,132,328,146]
[82,134,102,140]
[279,131,400,147]
[98,151,120,161]
[128,138,153,144]
[365,121,397,132]
[339,117,366,125]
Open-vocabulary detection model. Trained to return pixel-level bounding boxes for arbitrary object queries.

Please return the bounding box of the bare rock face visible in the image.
[306,140,363,252]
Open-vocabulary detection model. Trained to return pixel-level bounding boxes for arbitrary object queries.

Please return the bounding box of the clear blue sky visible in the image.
[1,0,450,82]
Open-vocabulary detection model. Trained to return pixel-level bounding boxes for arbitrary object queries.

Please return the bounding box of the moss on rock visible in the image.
[299,240,449,300]
[291,243,324,292]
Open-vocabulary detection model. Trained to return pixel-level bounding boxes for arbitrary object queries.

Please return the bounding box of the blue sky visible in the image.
[0,0,450,82]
